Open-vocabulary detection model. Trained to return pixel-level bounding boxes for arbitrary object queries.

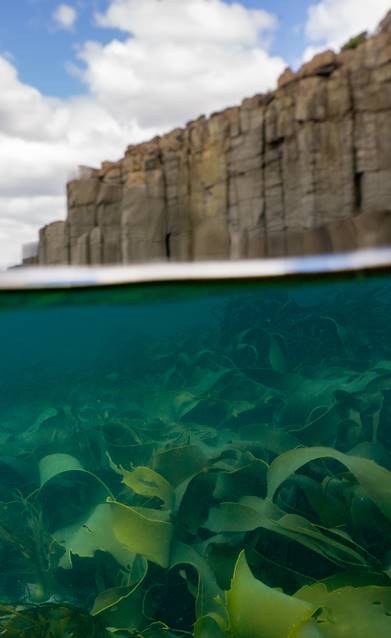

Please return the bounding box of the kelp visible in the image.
[225,552,391,638]
[1,282,391,635]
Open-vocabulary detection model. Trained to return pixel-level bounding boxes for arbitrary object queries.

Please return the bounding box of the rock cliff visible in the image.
[34,13,391,265]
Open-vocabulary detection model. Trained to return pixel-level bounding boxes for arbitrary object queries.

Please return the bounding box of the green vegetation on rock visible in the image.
[341,31,368,51]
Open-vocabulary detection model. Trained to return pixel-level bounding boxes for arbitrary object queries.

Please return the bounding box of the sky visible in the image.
[0,0,390,268]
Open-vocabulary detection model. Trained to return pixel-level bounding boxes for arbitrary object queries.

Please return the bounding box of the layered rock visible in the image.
[34,14,391,265]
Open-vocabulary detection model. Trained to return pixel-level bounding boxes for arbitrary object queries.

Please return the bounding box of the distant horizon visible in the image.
[1,0,390,269]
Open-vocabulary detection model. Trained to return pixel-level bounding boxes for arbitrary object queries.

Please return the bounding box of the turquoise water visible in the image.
[0,275,391,637]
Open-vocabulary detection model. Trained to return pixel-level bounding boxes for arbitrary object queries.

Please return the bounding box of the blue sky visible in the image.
[1,0,316,98]
[0,0,111,96]
[0,0,390,268]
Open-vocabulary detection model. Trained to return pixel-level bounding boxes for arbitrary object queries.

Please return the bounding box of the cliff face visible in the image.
[36,15,391,265]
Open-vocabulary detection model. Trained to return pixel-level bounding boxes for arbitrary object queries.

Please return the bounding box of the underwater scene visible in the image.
[1,274,391,637]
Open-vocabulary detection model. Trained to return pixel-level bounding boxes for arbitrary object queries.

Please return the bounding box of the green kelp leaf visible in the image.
[170,543,225,619]
[109,499,173,568]
[172,391,202,420]
[39,453,111,495]
[153,445,208,487]
[189,367,242,397]
[205,499,368,567]
[194,615,228,638]
[38,453,112,530]
[269,334,289,374]
[226,551,316,638]
[289,406,339,447]
[349,442,391,470]
[318,570,391,589]
[181,398,229,426]
[349,486,391,543]
[109,459,174,509]
[293,582,391,637]
[176,471,218,534]
[146,368,230,423]
[53,503,134,569]
[291,476,347,527]
[277,379,339,426]
[239,425,301,456]
[11,406,59,452]
[227,400,255,419]
[213,459,267,501]
[32,406,59,430]
[267,447,391,522]
[245,368,301,392]
[170,543,228,638]
[39,453,84,487]
[236,343,259,366]
[139,621,189,638]
[365,370,391,394]
[244,545,315,594]
[200,536,242,591]
[319,315,348,352]
[271,514,371,568]
[91,555,148,630]
[277,367,382,428]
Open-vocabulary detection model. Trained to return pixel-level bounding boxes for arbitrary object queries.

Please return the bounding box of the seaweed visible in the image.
[1,281,391,636]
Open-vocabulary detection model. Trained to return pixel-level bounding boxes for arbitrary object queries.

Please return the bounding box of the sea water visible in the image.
[0,274,390,637]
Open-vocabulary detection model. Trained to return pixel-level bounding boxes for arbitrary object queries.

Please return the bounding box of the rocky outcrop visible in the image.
[33,13,391,265]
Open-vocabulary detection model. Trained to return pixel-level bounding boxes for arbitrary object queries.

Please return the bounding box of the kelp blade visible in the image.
[0,270,391,636]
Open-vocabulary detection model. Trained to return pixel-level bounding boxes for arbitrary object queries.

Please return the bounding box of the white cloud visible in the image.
[78,38,284,130]
[0,56,151,269]
[79,0,284,130]
[53,4,78,30]
[0,0,285,269]
[0,197,66,268]
[305,0,390,50]
[95,0,277,46]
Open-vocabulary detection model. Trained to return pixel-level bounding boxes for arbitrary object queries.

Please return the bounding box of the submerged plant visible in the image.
[1,285,391,636]
[0,603,110,638]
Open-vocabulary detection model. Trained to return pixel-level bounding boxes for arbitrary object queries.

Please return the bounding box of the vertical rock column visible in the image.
[38,221,70,265]
[97,184,123,264]
[263,57,356,256]
[67,174,100,265]
[93,162,123,264]
[227,99,266,258]
[186,116,230,259]
[160,128,192,260]
[349,28,391,215]
[121,140,167,262]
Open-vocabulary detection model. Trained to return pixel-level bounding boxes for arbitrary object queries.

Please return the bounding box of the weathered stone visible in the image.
[379,10,391,34]
[67,178,100,208]
[295,77,328,122]
[90,227,103,265]
[74,232,90,265]
[38,221,69,265]
[300,50,338,78]
[278,67,296,89]
[361,170,391,212]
